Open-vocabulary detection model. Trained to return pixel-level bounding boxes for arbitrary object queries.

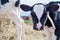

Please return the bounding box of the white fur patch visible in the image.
[36,22,42,29]
[33,5,45,21]
[33,5,45,29]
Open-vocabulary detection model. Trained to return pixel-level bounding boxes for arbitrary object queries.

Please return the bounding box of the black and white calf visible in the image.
[20,3,48,30]
[20,2,60,40]
[46,1,60,40]
[0,0,23,40]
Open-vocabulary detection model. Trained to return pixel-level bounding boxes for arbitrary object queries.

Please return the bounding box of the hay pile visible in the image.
[22,24,56,40]
[0,14,18,40]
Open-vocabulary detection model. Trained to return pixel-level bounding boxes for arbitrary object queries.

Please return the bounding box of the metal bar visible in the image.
[47,12,56,29]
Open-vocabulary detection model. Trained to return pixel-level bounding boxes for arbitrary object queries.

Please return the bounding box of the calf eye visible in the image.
[1,0,9,5]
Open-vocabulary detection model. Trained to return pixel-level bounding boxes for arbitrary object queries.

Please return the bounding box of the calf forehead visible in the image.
[33,5,45,20]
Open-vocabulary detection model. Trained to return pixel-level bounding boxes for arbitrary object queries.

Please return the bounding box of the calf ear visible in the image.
[48,5,59,12]
[20,4,31,11]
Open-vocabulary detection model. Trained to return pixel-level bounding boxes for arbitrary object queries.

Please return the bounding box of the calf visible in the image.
[20,2,60,40]
[46,1,60,40]
[20,3,55,30]
[20,3,48,30]
[0,0,23,40]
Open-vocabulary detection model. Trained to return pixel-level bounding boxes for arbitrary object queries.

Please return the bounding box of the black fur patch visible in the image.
[1,0,9,5]
[15,0,20,7]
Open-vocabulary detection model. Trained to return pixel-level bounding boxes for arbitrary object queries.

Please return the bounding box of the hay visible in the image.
[22,25,56,40]
[0,14,18,40]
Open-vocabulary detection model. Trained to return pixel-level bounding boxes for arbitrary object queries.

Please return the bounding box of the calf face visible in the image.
[20,3,47,30]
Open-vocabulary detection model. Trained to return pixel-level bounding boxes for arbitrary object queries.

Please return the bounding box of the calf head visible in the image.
[20,3,47,30]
